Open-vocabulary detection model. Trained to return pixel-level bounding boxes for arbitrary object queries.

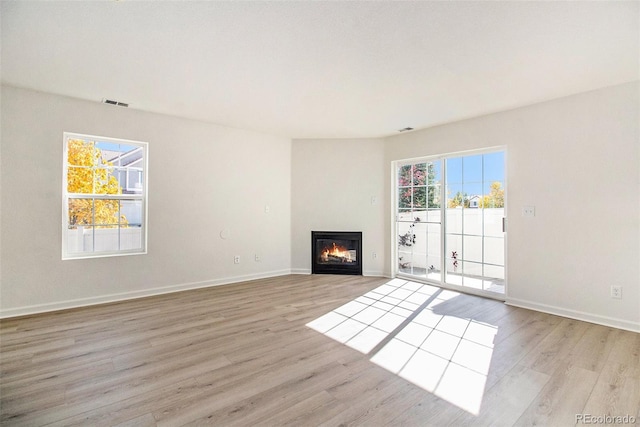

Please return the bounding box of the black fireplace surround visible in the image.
[312,231,362,275]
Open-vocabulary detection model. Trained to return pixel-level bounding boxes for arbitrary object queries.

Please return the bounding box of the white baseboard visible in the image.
[506,297,640,333]
[290,268,311,275]
[363,270,387,277]
[0,269,292,319]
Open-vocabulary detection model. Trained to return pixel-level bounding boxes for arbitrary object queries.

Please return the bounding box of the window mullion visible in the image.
[91,198,96,253]
[67,193,144,200]
[440,159,447,286]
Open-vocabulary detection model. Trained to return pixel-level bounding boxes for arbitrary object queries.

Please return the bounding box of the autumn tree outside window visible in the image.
[62,132,148,259]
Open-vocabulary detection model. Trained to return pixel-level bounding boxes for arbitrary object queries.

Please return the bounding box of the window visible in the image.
[62,132,148,259]
[395,149,506,296]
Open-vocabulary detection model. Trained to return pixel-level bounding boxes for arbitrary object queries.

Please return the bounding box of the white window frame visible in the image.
[392,146,507,299]
[62,132,149,260]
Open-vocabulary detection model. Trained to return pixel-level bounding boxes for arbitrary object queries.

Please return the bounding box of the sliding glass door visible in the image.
[397,161,443,281]
[395,150,506,295]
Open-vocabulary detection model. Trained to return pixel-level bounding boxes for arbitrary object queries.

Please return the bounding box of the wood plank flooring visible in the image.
[1,274,638,426]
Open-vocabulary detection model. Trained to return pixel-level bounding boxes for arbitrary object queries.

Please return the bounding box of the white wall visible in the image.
[0,85,292,316]
[2,83,638,332]
[291,138,386,276]
[385,82,640,332]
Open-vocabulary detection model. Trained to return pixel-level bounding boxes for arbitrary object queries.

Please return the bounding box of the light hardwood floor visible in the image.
[1,274,638,426]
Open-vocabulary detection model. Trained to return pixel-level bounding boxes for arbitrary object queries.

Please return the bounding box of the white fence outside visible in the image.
[66,226,143,254]
[398,208,505,280]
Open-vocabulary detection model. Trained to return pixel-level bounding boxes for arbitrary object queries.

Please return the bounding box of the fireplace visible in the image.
[312,231,362,275]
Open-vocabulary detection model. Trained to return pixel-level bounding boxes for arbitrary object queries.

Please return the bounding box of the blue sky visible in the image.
[96,141,137,153]
[444,152,505,197]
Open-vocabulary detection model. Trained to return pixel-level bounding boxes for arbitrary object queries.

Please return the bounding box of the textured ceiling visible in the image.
[1,1,638,138]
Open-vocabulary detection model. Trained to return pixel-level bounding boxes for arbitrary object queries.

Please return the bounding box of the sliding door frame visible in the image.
[391,146,507,301]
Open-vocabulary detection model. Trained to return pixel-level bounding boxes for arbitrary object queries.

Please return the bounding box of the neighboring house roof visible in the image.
[107,147,143,167]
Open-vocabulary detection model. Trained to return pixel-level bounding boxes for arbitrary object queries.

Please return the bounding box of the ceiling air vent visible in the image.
[102,98,129,107]
[398,127,414,132]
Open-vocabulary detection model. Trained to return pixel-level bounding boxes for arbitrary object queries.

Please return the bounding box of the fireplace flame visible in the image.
[321,242,352,262]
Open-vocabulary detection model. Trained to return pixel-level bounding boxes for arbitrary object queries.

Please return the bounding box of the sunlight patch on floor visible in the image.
[306,278,498,415]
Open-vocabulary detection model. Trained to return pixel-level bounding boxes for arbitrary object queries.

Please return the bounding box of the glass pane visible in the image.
[398,250,413,274]
[446,259,463,286]
[67,139,95,166]
[95,142,142,165]
[445,234,462,264]
[120,199,143,228]
[484,265,505,281]
[95,142,144,189]
[463,262,483,289]
[412,221,427,257]
[447,185,466,209]
[483,265,505,294]
[428,161,442,185]
[446,157,462,184]
[96,142,118,166]
[120,224,143,251]
[463,236,483,263]
[398,165,412,187]
[83,226,95,253]
[120,200,144,250]
[484,209,504,237]
[484,237,504,266]
[446,207,462,234]
[483,152,505,183]
[427,208,441,223]
[463,182,482,206]
[398,209,412,221]
[409,252,427,278]
[464,261,483,277]
[67,166,94,194]
[114,169,127,190]
[413,163,427,185]
[413,211,427,222]
[94,200,121,227]
[427,185,440,208]
[463,155,482,183]
[68,198,93,227]
[413,187,426,210]
[426,223,441,257]
[94,227,119,252]
[464,208,483,236]
[94,167,121,195]
[398,222,416,248]
[398,188,412,211]
[483,181,505,209]
[126,169,144,193]
[66,225,92,254]
[426,256,441,280]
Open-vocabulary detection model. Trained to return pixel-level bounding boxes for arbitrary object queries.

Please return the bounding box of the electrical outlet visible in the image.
[255,254,261,262]
[522,206,535,217]
[234,255,240,264]
[372,252,377,259]
[611,285,622,299]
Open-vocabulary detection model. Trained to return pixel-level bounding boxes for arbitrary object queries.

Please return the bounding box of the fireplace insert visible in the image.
[311,231,362,275]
